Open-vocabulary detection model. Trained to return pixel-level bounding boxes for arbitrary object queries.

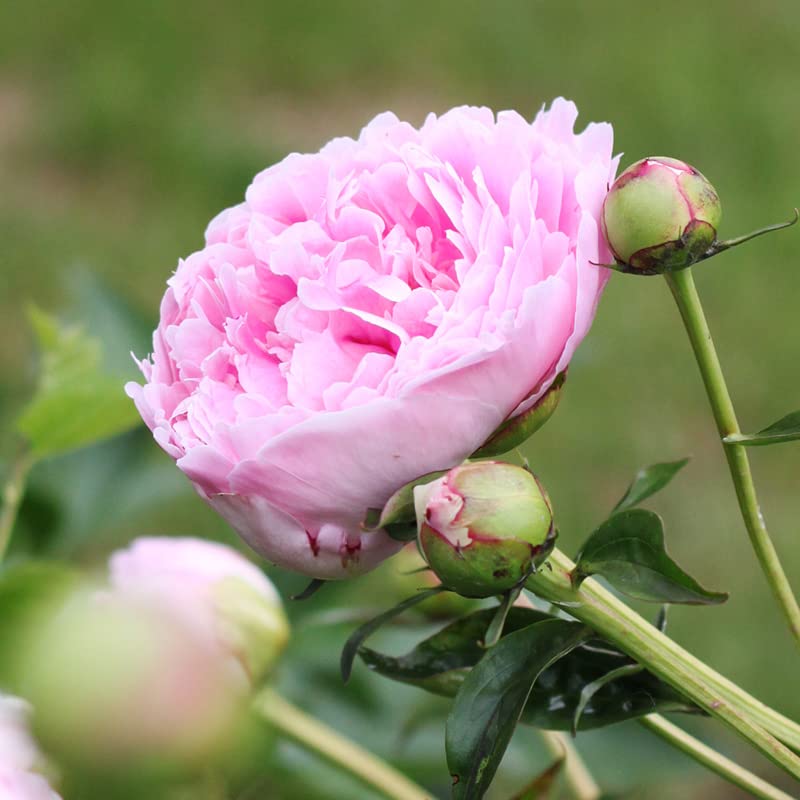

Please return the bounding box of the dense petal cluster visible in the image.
[129,99,617,578]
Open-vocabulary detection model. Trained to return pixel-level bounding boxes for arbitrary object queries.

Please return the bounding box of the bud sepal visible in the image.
[472,372,566,459]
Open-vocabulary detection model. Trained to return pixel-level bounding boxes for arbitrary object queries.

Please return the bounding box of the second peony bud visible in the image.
[601,156,721,273]
[414,462,555,598]
[19,537,289,774]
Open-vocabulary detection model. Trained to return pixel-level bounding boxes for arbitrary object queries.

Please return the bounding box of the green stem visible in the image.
[0,448,33,561]
[538,730,601,800]
[254,688,431,800]
[664,268,800,646]
[526,550,800,781]
[640,715,795,800]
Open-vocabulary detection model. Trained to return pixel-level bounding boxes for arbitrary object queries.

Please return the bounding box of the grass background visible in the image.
[1,1,798,797]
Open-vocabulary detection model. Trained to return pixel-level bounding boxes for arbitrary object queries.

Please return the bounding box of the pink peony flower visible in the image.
[128,99,617,579]
[0,695,61,800]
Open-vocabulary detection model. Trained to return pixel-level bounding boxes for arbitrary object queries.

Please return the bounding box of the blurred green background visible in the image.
[1,1,799,797]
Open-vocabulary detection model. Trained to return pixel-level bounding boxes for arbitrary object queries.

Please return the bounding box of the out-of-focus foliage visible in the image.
[17,307,140,458]
[1,1,799,797]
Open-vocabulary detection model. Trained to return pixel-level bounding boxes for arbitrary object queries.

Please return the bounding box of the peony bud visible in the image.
[19,538,289,773]
[414,462,555,598]
[601,157,721,274]
[383,544,479,619]
[21,587,246,771]
[109,537,289,686]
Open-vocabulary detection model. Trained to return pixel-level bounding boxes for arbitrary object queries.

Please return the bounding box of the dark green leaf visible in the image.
[340,587,446,682]
[726,411,800,446]
[17,307,141,459]
[446,619,589,799]
[359,607,698,731]
[612,459,690,513]
[509,757,564,799]
[574,509,728,605]
[383,521,419,543]
[290,578,326,601]
[572,663,643,736]
[371,470,447,529]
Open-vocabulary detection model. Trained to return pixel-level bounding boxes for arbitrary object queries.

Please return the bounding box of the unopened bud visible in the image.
[109,537,289,685]
[21,587,245,771]
[602,157,721,274]
[414,462,554,598]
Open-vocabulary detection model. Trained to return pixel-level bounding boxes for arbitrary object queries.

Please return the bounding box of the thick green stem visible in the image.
[0,449,33,561]
[254,688,431,800]
[664,268,800,645]
[538,730,601,800]
[526,550,800,781]
[639,715,795,800]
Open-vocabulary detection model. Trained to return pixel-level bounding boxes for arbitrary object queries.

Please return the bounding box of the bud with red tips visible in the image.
[601,157,722,274]
[414,462,555,598]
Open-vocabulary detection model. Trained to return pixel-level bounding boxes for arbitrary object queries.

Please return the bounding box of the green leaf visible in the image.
[574,509,728,605]
[572,663,643,736]
[612,458,690,513]
[446,619,589,799]
[509,757,564,799]
[725,411,800,446]
[340,587,447,682]
[290,578,327,601]
[17,307,141,459]
[359,607,698,731]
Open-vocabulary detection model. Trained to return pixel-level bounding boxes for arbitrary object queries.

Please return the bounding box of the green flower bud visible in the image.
[382,544,479,619]
[414,462,555,598]
[602,157,722,274]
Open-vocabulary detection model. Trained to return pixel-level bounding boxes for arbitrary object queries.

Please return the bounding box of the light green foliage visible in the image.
[16,307,140,458]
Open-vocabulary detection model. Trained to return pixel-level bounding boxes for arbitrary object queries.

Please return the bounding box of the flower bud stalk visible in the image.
[526,548,800,779]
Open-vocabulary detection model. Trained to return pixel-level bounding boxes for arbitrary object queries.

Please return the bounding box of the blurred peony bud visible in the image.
[0,694,60,799]
[601,157,721,274]
[19,538,289,773]
[414,462,555,598]
[21,587,246,772]
[109,537,289,685]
